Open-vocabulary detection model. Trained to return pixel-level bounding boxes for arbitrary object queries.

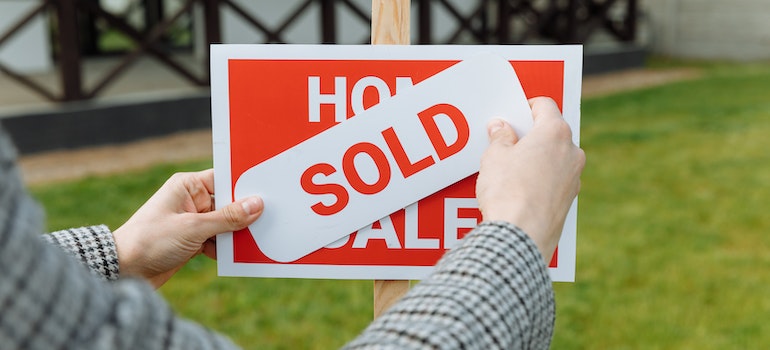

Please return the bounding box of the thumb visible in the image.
[487,118,519,146]
[192,196,264,241]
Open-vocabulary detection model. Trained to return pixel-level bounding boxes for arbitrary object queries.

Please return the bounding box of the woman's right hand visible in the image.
[475,97,586,262]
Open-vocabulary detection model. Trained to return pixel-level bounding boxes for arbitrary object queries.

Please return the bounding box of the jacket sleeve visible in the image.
[43,225,121,281]
[0,126,240,350]
[343,221,555,350]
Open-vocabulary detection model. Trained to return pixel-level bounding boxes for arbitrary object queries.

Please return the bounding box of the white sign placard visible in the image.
[212,44,582,281]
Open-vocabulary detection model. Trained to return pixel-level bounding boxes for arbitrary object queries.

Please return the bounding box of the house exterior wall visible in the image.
[642,0,770,60]
[0,1,52,74]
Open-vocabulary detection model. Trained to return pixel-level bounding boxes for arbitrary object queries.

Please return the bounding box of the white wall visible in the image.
[643,0,770,61]
[0,1,52,73]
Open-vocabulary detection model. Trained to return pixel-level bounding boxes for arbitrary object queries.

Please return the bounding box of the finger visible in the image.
[202,238,217,260]
[189,196,264,242]
[177,170,217,213]
[487,118,518,147]
[196,169,216,195]
[528,97,562,123]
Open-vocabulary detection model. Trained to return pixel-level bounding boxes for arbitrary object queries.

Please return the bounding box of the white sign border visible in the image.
[212,44,582,282]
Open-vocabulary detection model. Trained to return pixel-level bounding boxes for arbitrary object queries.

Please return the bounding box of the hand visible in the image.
[476,97,585,262]
[113,169,263,288]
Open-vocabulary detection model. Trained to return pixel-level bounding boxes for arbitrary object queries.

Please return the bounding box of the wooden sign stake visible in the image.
[371,0,411,319]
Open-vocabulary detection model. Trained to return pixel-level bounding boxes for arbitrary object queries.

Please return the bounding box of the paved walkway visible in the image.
[15,66,700,186]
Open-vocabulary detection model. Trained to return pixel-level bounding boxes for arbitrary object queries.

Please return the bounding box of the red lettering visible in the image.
[302,103,467,215]
[418,103,469,160]
[300,163,349,215]
[382,127,435,178]
[342,142,391,195]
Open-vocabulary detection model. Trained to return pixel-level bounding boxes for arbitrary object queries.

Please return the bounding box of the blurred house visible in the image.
[642,0,770,61]
[4,0,765,154]
[0,1,52,73]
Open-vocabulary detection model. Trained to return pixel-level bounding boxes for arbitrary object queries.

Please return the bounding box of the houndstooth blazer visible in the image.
[0,125,554,349]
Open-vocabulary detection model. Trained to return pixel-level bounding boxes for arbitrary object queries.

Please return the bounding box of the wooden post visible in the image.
[372,0,410,45]
[371,0,410,319]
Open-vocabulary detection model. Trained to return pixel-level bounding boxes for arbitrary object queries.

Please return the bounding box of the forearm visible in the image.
[344,221,555,350]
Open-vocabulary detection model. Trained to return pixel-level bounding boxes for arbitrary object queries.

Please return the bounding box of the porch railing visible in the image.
[0,0,638,103]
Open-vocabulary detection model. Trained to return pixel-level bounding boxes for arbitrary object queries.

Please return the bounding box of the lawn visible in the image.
[32,60,770,349]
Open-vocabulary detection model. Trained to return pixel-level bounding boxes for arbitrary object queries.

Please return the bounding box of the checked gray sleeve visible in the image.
[1,126,239,350]
[344,221,555,350]
[43,225,120,281]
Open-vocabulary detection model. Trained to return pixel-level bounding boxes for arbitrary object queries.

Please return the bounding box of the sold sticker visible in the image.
[212,44,582,281]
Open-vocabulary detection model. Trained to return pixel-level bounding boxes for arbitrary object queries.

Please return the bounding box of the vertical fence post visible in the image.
[203,0,221,43]
[417,0,431,44]
[320,0,336,43]
[626,0,637,41]
[566,0,580,43]
[371,0,410,319]
[202,0,221,83]
[56,0,83,101]
[479,0,490,43]
[496,0,510,44]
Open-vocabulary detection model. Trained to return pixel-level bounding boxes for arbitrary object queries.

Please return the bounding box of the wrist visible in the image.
[112,227,144,277]
[482,206,556,263]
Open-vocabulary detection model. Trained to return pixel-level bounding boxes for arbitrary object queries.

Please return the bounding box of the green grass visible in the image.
[552,63,770,349]
[99,30,136,53]
[31,61,770,348]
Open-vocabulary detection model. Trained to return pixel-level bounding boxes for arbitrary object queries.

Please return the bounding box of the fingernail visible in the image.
[488,119,505,134]
[242,197,262,215]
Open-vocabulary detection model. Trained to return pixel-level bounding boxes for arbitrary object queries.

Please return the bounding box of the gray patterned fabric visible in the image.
[1,126,237,349]
[343,221,554,350]
[1,124,554,349]
[43,225,120,281]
